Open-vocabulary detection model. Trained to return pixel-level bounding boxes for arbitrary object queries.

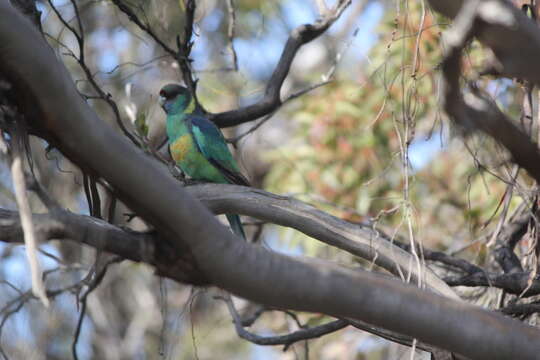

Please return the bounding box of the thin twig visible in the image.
[218,292,348,350]
[72,256,121,360]
[226,0,238,71]
[229,81,332,144]
[48,0,140,147]
[176,0,199,106]
[110,0,176,56]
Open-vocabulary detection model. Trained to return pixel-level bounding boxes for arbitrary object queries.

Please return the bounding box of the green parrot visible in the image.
[159,84,248,239]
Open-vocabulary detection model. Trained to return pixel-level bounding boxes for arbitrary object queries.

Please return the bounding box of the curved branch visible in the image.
[220,292,348,349]
[186,184,459,299]
[0,208,154,264]
[428,0,540,85]
[0,181,459,298]
[2,3,540,359]
[209,0,351,127]
[441,0,540,184]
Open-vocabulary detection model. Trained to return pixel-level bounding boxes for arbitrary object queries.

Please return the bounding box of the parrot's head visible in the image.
[159,84,194,115]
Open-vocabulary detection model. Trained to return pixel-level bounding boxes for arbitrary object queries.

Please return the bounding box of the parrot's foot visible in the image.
[183,179,206,186]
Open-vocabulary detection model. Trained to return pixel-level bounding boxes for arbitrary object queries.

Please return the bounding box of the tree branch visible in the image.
[445,271,540,297]
[175,0,199,104]
[110,0,176,57]
[209,0,351,127]
[501,301,540,318]
[186,184,458,299]
[219,292,348,350]
[0,181,457,298]
[2,3,540,358]
[441,0,540,184]
[429,0,540,85]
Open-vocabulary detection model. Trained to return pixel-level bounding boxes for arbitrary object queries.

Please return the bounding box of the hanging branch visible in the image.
[9,127,49,307]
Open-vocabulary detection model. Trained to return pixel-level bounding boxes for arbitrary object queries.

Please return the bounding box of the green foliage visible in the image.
[265,1,517,259]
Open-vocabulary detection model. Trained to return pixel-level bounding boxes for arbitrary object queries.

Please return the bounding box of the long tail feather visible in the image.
[226,214,246,240]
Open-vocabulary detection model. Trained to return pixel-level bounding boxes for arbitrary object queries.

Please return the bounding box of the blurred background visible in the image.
[0,0,530,359]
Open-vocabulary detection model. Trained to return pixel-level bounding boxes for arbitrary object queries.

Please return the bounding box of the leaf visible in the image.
[135,112,149,138]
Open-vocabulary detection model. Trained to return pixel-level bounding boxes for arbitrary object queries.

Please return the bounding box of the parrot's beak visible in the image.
[158,95,166,107]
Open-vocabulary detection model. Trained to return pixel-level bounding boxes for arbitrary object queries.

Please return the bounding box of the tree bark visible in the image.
[1,2,540,359]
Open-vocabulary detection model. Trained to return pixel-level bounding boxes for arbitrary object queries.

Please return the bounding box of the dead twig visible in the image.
[10,127,49,307]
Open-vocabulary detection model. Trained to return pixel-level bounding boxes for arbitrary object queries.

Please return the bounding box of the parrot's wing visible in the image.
[188,115,250,186]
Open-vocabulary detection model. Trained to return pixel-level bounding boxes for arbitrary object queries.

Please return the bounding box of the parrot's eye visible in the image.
[159,90,166,98]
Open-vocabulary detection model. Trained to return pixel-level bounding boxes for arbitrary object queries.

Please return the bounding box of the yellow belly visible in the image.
[170,134,192,162]
[170,134,227,181]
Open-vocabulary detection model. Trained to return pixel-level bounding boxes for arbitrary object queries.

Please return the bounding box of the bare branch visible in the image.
[0,208,153,264]
[228,81,331,145]
[373,226,483,275]
[25,172,61,210]
[186,184,458,299]
[501,301,540,318]
[219,293,349,349]
[48,0,140,147]
[0,181,457,298]
[109,0,176,57]
[221,295,459,358]
[441,0,540,185]
[72,257,120,360]
[175,0,199,104]
[445,271,540,297]
[428,0,540,85]
[3,4,540,357]
[209,0,352,127]
[493,213,530,274]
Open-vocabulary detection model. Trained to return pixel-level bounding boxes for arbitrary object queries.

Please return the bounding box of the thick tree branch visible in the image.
[5,186,536,298]
[441,0,540,184]
[0,181,458,298]
[2,3,540,359]
[0,208,153,264]
[186,184,458,299]
[429,0,540,85]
